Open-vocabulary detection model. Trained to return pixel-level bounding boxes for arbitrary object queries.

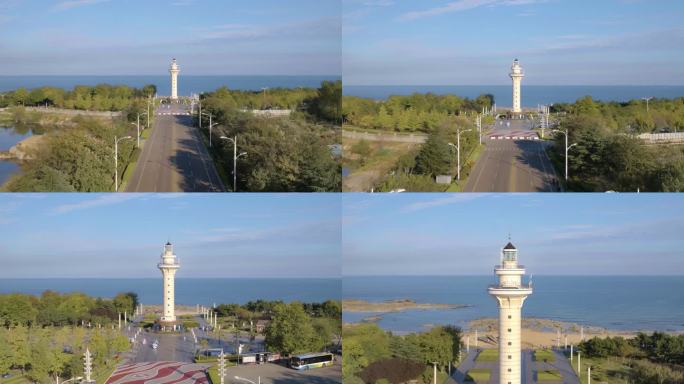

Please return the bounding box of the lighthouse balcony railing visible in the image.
[488,283,533,290]
[494,264,525,269]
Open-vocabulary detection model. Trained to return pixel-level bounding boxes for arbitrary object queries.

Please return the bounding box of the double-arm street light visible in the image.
[448,127,472,181]
[114,136,132,192]
[220,135,247,192]
[642,96,653,113]
[552,125,577,181]
[200,112,217,147]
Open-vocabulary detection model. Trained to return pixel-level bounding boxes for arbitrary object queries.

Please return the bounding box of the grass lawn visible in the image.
[537,369,562,381]
[207,366,219,384]
[534,349,556,362]
[475,349,499,362]
[465,368,491,382]
[566,353,632,384]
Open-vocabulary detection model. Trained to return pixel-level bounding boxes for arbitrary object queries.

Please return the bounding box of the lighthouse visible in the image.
[510,59,524,114]
[158,242,180,325]
[169,58,180,100]
[488,240,532,384]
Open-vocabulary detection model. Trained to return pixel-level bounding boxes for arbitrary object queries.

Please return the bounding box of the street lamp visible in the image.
[642,96,653,113]
[552,126,577,181]
[114,136,132,192]
[201,112,216,147]
[448,127,472,181]
[220,135,247,192]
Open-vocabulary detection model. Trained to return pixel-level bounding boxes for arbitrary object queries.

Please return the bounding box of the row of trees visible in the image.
[0,325,129,382]
[342,93,493,132]
[2,112,143,192]
[550,96,684,191]
[343,323,461,384]
[580,332,684,365]
[0,291,138,328]
[0,84,157,111]
[579,332,684,384]
[198,82,341,191]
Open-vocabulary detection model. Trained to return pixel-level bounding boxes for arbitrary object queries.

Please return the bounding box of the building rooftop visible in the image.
[503,242,516,250]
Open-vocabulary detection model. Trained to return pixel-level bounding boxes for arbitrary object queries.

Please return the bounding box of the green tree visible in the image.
[265,302,319,355]
[414,127,452,177]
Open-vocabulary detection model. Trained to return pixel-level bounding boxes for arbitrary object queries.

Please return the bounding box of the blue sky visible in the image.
[0,194,340,278]
[343,193,684,276]
[0,0,340,75]
[343,0,684,85]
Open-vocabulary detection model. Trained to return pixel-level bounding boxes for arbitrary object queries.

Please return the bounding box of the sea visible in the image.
[0,278,340,306]
[0,126,34,186]
[343,85,684,107]
[343,276,684,333]
[0,75,340,95]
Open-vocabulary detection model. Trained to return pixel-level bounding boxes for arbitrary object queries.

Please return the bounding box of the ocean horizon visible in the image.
[0,75,341,95]
[343,85,684,108]
[342,275,684,333]
[0,278,341,306]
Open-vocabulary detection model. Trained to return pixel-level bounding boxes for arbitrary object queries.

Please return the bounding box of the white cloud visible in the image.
[54,0,110,11]
[398,0,546,21]
[402,194,484,212]
[50,194,140,214]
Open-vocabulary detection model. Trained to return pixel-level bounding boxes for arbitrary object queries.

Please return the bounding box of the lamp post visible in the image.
[201,112,215,147]
[448,127,472,181]
[220,135,247,192]
[642,96,653,113]
[114,136,132,192]
[552,126,577,181]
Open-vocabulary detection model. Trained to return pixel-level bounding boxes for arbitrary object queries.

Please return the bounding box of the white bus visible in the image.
[289,352,334,370]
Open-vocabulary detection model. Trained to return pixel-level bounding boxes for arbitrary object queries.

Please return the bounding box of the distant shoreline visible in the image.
[343,299,468,313]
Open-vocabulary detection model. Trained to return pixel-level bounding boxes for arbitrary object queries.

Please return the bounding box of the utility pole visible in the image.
[476,114,482,144]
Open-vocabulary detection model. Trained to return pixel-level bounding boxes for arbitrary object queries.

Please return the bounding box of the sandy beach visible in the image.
[463,318,638,349]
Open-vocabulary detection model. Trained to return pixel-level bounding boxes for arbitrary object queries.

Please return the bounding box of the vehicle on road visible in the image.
[152,340,159,349]
[289,352,334,370]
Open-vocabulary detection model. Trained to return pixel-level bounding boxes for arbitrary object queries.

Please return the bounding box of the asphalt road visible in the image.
[464,119,560,192]
[125,102,225,192]
[129,329,197,363]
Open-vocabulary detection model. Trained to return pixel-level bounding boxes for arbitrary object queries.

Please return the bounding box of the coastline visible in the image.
[343,298,468,313]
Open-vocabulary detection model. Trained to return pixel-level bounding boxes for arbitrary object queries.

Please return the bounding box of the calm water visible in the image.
[0,75,340,95]
[0,278,340,305]
[343,276,684,333]
[343,85,684,107]
[0,126,33,186]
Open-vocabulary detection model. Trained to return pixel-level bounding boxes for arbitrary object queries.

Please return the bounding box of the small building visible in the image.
[435,175,452,184]
[255,319,270,333]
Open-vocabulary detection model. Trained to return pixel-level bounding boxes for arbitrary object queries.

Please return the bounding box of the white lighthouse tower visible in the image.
[510,59,524,114]
[488,240,532,384]
[169,58,180,101]
[158,242,180,325]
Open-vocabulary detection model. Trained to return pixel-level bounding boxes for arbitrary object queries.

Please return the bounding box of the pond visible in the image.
[0,126,34,186]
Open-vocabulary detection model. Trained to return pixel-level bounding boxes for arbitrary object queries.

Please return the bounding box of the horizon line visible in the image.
[344,84,684,87]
